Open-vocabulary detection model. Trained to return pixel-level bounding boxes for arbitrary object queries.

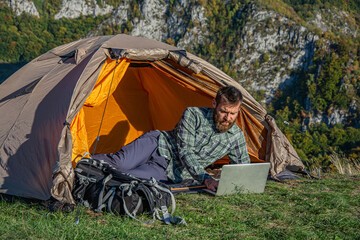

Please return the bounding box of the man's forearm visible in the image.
[179,154,211,183]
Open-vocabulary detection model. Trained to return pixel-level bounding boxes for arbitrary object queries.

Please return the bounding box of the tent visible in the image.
[0,34,304,203]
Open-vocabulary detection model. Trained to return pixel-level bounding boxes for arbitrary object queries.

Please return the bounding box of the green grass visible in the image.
[1,174,359,239]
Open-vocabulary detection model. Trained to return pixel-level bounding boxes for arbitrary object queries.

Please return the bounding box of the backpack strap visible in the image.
[150,180,176,214]
[106,187,119,215]
[148,178,187,226]
[135,183,156,212]
[120,183,156,224]
[94,174,113,213]
[72,170,92,202]
[154,206,187,226]
[107,181,144,216]
[131,195,143,216]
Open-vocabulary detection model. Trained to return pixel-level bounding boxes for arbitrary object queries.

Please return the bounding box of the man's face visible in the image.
[213,98,241,133]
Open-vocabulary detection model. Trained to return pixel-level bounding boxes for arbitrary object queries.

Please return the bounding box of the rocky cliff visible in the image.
[87,1,358,128]
[6,0,39,17]
[54,0,113,20]
[234,4,319,103]
[2,0,359,127]
[86,0,209,48]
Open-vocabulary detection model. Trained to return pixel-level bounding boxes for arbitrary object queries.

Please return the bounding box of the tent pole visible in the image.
[92,59,119,155]
[155,60,218,91]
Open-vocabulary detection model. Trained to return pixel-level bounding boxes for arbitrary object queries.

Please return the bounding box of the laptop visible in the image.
[203,163,270,196]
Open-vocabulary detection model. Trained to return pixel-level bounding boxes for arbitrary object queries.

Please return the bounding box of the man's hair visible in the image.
[215,86,243,105]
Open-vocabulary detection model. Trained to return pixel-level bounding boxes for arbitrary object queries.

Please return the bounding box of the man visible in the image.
[94,86,250,191]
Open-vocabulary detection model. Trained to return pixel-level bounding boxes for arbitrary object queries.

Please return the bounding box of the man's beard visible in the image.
[213,111,236,133]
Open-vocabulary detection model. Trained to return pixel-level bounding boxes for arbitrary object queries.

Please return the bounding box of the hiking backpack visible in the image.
[72,154,186,225]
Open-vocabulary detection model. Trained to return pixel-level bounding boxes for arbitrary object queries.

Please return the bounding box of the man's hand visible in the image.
[204,178,219,192]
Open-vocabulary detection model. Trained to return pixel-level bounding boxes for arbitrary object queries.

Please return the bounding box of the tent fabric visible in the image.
[70,58,131,165]
[0,34,305,203]
[70,60,218,165]
[0,52,94,200]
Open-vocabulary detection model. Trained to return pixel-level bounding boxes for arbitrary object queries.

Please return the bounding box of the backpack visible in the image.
[72,154,186,225]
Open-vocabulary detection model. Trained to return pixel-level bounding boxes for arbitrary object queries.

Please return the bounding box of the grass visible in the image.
[330,154,360,176]
[0,174,359,239]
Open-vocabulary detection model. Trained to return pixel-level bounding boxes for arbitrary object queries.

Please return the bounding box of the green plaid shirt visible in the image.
[158,107,250,184]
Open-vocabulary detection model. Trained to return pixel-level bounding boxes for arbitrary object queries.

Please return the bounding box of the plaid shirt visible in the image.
[158,107,250,183]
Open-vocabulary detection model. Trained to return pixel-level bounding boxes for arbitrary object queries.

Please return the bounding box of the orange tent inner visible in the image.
[70,58,267,167]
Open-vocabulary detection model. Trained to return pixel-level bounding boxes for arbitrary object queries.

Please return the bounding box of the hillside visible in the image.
[1,174,359,238]
[0,0,359,173]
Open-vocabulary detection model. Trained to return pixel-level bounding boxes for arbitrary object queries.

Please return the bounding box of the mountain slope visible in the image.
[0,0,359,172]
